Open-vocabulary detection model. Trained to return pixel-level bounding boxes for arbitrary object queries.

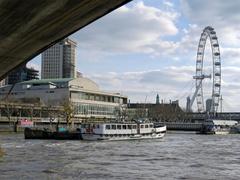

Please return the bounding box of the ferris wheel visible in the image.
[187,26,221,113]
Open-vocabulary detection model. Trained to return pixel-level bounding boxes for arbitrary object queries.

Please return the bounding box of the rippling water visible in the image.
[0,132,240,180]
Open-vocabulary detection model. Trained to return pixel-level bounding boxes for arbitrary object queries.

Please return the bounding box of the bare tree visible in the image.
[3,101,14,126]
[0,146,4,157]
[61,99,75,128]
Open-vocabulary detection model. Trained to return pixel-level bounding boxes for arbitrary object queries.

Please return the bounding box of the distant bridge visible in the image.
[155,112,240,131]
[0,0,132,80]
[189,112,240,121]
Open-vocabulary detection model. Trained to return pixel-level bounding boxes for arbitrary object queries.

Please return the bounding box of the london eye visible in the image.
[187,26,221,113]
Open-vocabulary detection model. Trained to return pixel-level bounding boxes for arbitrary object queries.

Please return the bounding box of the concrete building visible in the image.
[41,38,77,79]
[0,78,127,121]
[0,64,38,87]
[5,64,39,85]
[127,101,184,122]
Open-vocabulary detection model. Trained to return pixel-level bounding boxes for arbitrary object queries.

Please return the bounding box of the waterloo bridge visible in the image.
[0,0,132,80]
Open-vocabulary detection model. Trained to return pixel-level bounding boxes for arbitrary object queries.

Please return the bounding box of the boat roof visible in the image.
[82,122,153,125]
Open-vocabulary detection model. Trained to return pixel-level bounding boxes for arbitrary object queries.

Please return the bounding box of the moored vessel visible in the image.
[198,119,238,135]
[24,127,82,140]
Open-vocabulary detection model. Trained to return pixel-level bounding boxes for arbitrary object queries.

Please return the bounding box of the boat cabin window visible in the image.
[112,125,116,129]
[132,125,137,129]
[106,125,111,130]
[127,125,132,129]
[83,124,90,128]
[140,125,144,128]
[145,124,149,128]
[117,125,121,129]
[123,125,127,129]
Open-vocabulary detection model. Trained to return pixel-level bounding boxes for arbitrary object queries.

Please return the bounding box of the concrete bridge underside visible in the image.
[0,0,131,80]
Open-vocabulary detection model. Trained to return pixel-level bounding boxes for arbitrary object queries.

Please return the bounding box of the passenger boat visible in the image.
[80,122,166,141]
[199,119,238,135]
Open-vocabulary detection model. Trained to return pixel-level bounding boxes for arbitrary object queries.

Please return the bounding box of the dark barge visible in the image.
[24,127,82,140]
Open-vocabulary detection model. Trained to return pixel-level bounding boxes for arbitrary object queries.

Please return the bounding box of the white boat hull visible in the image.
[214,131,230,135]
[82,132,165,141]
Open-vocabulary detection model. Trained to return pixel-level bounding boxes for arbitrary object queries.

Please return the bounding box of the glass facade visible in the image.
[6,64,39,85]
[71,91,121,103]
[70,91,127,118]
[73,102,118,116]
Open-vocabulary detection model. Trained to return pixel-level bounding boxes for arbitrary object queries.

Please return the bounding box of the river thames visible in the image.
[0,132,240,180]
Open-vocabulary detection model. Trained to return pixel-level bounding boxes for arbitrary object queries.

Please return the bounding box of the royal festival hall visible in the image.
[0,77,127,121]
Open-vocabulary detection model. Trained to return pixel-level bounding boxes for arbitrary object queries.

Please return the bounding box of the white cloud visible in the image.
[71,1,179,59]
[180,0,240,25]
[180,0,240,47]
[221,48,240,66]
[163,1,174,8]
[26,62,40,71]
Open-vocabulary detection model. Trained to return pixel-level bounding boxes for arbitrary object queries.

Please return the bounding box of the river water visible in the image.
[0,132,240,180]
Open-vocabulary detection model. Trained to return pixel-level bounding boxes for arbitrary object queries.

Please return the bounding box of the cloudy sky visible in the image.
[28,0,240,112]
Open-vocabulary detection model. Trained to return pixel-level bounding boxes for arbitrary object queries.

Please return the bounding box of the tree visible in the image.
[61,99,75,128]
[0,146,4,157]
[2,100,14,126]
